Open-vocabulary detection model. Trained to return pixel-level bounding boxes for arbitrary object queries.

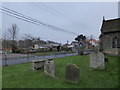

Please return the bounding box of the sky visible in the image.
[1,2,118,44]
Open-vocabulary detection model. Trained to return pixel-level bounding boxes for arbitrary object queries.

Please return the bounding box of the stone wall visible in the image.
[103,48,120,56]
[100,32,120,56]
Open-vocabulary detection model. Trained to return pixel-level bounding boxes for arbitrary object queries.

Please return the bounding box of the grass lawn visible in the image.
[0,67,2,89]
[30,51,74,56]
[2,55,118,88]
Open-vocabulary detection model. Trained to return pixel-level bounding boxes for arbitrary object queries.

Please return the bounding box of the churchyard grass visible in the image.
[0,67,2,89]
[2,55,118,88]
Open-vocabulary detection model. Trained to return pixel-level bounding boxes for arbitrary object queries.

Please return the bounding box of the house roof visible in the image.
[71,41,78,44]
[101,18,120,33]
[85,39,98,43]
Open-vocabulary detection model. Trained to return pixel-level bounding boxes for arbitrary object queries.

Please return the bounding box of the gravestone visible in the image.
[32,59,53,70]
[32,60,45,70]
[65,64,80,83]
[90,51,105,69]
[44,60,55,77]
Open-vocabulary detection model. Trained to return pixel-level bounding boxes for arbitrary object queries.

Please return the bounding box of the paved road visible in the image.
[0,53,78,66]
[1,53,34,60]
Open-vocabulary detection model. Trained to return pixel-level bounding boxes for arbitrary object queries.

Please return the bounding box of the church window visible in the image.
[112,36,120,48]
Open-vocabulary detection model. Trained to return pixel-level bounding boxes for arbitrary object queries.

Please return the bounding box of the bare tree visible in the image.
[23,34,34,48]
[23,34,35,61]
[8,24,19,53]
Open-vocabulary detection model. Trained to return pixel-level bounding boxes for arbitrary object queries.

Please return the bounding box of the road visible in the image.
[0,53,78,66]
[1,52,34,60]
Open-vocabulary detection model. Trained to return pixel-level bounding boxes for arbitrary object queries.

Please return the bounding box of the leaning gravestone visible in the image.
[44,60,55,77]
[90,51,105,69]
[65,64,80,83]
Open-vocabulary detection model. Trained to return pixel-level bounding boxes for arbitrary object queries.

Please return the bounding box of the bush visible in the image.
[49,48,53,51]
[14,49,21,53]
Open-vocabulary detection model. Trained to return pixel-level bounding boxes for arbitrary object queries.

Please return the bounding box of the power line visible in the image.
[0,6,56,28]
[1,11,40,26]
[31,3,74,22]
[0,6,78,36]
[32,2,82,27]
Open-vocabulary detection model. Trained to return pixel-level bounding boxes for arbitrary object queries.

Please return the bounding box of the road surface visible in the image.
[0,53,78,66]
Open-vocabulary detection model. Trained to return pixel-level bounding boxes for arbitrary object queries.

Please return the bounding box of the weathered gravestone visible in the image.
[65,64,80,83]
[44,60,55,77]
[90,51,105,69]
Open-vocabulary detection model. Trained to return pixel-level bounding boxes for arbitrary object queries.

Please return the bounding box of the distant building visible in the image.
[85,39,99,47]
[32,40,47,49]
[84,39,99,50]
[99,18,120,56]
[46,40,60,47]
[33,44,46,49]
[71,41,79,47]
[71,39,99,50]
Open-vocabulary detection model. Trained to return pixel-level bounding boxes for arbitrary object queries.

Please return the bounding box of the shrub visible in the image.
[14,49,21,53]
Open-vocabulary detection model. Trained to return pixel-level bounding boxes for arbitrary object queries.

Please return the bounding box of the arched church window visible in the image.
[112,36,120,48]
[117,38,120,48]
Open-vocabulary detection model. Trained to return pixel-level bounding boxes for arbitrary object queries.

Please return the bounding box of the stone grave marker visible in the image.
[32,59,53,70]
[44,60,55,77]
[65,64,80,83]
[90,51,105,69]
[32,59,45,70]
[97,52,105,69]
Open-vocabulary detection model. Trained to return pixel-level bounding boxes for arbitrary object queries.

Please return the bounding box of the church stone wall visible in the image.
[100,32,120,56]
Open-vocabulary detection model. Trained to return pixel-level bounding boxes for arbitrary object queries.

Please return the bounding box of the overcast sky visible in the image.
[1,2,118,44]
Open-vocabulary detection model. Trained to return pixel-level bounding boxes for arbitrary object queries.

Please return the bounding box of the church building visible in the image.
[99,17,120,56]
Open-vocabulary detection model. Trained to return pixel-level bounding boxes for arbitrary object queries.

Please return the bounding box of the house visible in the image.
[46,40,60,47]
[71,41,79,47]
[33,44,46,49]
[85,39,99,49]
[32,40,47,49]
[85,39,98,46]
[99,17,120,56]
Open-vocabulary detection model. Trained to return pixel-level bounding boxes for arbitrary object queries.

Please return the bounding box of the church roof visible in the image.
[101,18,120,33]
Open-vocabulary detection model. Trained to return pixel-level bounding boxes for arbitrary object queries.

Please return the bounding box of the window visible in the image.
[112,36,120,48]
